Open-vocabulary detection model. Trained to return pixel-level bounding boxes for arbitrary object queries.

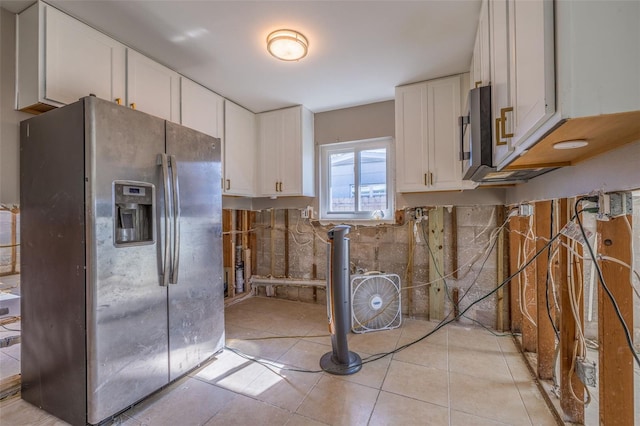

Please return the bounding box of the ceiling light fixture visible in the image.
[553,139,589,150]
[267,29,308,61]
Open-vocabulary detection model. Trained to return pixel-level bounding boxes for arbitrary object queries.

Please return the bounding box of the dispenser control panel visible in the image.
[113,181,155,247]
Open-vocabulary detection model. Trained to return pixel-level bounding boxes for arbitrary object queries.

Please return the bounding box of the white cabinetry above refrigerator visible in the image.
[16,1,126,113]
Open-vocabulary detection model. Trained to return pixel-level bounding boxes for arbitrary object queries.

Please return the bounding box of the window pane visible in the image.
[329,151,354,211]
[359,148,387,211]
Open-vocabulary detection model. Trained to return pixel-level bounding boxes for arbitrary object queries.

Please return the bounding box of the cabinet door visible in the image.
[224,101,256,196]
[509,0,555,148]
[428,76,463,189]
[127,50,180,122]
[395,84,430,192]
[181,78,224,138]
[257,111,281,196]
[44,5,125,106]
[278,107,302,196]
[490,0,513,166]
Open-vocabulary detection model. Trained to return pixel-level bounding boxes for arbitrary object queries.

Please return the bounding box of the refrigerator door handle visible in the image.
[158,153,171,287]
[169,155,181,284]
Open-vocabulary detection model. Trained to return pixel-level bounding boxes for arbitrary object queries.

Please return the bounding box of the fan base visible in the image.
[320,351,362,375]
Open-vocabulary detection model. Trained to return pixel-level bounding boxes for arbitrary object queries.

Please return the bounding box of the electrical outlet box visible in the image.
[598,192,632,218]
[301,206,313,219]
[518,204,533,217]
[576,358,597,387]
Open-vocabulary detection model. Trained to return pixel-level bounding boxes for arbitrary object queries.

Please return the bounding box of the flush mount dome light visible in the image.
[553,139,589,150]
[267,29,308,61]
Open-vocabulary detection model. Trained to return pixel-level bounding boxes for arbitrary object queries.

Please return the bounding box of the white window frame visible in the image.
[319,137,394,222]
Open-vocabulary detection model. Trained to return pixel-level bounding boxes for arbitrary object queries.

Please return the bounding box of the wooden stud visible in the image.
[270,209,275,277]
[11,211,17,275]
[250,211,257,274]
[496,206,506,331]
[284,209,290,277]
[558,198,584,423]
[597,214,634,426]
[508,214,523,333]
[451,206,458,279]
[407,219,414,317]
[428,207,445,320]
[535,200,555,379]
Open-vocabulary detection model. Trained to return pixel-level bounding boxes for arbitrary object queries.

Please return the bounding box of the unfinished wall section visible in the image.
[252,205,503,327]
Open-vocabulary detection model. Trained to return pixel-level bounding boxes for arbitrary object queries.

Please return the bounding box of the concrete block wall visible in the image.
[251,205,504,327]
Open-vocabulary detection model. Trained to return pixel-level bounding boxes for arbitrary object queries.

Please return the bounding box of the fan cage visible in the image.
[350,273,401,334]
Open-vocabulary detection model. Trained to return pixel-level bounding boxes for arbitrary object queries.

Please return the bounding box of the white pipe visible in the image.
[251,276,327,288]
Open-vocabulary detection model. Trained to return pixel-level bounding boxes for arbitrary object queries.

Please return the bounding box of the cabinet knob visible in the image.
[429,172,434,186]
[424,173,428,186]
[115,98,122,105]
[226,179,231,190]
[500,107,514,138]
[279,182,283,192]
[130,102,137,110]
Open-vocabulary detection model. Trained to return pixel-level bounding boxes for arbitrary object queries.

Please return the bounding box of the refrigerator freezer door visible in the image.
[165,122,224,380]
[86,98,170,424]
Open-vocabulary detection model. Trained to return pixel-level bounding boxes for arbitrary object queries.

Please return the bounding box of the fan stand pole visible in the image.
[320,225,362,375]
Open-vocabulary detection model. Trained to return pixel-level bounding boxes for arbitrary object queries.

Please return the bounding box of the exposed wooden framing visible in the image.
[312,226,317,280]
[496,206,506,331]
[284,209,290,277]
[270,209,276,277]
[535,201,555,379]
[428,207,445,320]
[451,206,458,279]
[452,287,459,320]
[521,213,538,353]
[230,209,237,297]
[222,209,233,298]
[11,211,17,275]
[558,198,584,423]
[407,219,414,317]
[250,211,257,274]
[0,374,21,401]
[508,214,523,333]
[597,214,634,426]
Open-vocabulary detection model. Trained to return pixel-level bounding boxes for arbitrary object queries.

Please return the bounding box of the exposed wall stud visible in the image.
[597,214,634,426]
[535,201,555,379]
[428,207,445,320]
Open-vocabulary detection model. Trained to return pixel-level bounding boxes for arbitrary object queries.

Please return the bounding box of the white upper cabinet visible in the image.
[224,101,256,197]
[489,0,554,167]
[257,106,314,197]
[126,49,180,122]
[470,0,490,90]
[395,74,476,193]
[16,2,126,113]
[507,0,555,148]
[180,78,224,138]
[492,0,640,170]
[489,0,513,166]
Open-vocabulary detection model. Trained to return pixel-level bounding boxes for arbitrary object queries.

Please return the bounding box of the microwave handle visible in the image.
[458,115,470,161]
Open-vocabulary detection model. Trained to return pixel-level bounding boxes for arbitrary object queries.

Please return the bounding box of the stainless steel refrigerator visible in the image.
[20,96,225,425]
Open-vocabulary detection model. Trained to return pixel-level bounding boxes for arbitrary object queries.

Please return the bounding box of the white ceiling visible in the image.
[4,0,482,113]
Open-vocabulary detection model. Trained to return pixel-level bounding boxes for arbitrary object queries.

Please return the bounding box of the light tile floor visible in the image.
[0,296,560,425]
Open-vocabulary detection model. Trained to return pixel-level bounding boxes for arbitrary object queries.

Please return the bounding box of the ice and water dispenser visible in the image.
[113,181,154,246]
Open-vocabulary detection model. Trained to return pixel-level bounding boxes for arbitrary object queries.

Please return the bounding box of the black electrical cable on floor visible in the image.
[228,210,571,374]
[575,197,640,368]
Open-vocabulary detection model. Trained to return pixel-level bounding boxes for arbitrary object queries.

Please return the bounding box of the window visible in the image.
[319,137,394,221]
